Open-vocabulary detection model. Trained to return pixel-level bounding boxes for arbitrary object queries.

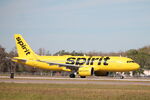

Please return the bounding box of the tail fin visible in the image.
[14,34,38,59]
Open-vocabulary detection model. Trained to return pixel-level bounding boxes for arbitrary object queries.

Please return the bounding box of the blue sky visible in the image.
[0,0,150,54]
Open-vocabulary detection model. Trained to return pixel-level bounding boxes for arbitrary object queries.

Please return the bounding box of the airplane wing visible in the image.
[38,60,82,71]
[12,57,83,71]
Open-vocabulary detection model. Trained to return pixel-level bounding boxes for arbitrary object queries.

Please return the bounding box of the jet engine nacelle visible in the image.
[78,67,94,76]
[94,71,109,76]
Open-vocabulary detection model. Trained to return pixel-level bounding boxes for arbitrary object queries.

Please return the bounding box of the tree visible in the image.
[0,45,9,72]
[54,50,69,56]
[38,48,46,56]
[126,49,150,75]
[70,50,84,56]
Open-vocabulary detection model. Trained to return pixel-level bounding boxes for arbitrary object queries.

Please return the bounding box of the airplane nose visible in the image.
[134,63,140,70]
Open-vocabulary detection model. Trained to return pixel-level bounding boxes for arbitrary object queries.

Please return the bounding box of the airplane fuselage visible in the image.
[14,55,139,72]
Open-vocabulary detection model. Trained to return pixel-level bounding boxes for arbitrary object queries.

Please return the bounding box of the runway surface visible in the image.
[0,76,150,85]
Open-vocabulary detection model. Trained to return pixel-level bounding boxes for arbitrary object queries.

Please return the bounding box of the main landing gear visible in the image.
[69,73,76,78]
[80,76,86,78]
[69,73,86,78]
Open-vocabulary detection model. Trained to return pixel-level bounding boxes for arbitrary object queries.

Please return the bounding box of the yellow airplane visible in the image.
[12,34,140,78]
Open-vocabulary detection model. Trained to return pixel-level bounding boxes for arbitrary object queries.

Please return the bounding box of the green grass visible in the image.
[0,83,150,100]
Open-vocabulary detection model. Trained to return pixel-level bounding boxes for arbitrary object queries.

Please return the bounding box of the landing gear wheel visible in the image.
[116,72,125,79]
[120,76,124,79]
[69,74,76,78]
[80,76,86,78]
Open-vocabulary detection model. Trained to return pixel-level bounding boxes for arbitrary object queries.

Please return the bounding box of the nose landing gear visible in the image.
[116,72,125,79]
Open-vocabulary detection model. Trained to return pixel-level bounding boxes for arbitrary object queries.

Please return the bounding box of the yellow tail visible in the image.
[14,34,38,59]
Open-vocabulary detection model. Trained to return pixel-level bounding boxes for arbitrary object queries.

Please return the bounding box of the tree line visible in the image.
[0,45,150,76]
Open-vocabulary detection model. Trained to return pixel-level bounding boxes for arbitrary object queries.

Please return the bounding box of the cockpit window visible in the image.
[127,61,135,63]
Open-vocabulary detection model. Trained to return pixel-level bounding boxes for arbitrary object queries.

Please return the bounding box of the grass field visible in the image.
[0,83,150,100]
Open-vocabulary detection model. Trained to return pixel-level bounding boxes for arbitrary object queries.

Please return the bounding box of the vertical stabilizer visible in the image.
[14,34,38,59]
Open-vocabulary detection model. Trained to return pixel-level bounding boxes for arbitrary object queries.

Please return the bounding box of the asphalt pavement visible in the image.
[0,76,150,85]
